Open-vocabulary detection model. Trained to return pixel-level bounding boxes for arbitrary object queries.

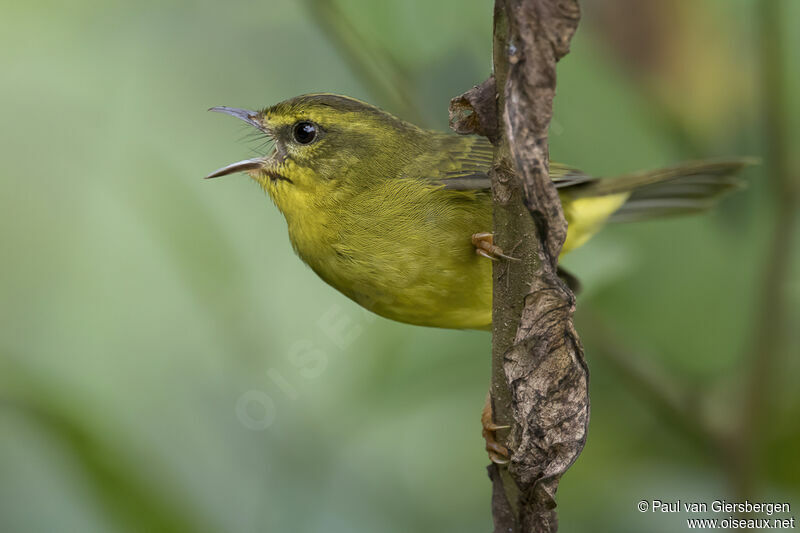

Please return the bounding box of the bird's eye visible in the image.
[292,121,318,144]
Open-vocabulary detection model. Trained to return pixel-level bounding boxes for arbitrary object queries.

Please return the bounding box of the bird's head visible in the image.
[206,94,425,215]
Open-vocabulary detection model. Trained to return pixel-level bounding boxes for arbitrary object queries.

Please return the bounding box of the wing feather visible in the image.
[411,134,595,190]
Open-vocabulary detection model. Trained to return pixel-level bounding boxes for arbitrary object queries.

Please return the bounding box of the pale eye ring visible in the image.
[292,121,318,144]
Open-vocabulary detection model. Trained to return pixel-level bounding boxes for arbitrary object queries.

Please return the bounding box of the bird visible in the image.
[206,93,748,331]
[207,93,749,462]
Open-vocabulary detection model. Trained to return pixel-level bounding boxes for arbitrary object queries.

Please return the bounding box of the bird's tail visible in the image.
[574,158,754,223]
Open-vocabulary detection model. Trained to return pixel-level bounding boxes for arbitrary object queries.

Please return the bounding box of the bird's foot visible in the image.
[471,232,520,262]
[482,394,510,464]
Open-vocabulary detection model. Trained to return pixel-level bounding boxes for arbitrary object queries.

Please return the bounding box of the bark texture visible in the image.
[450,1,587,531]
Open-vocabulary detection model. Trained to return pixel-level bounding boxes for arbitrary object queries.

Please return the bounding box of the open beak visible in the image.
[205,158,264,179]
[208,106,269,133]
[206,106,272,179]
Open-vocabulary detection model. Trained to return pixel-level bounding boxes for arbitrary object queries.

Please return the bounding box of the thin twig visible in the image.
[736,0,798,501]
[302,0,424,125]
[578,309,725,455]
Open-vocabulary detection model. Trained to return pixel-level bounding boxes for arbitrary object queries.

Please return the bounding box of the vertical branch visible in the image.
[452,1,586,531]
[735,0,798,500]
[497,1,587,531]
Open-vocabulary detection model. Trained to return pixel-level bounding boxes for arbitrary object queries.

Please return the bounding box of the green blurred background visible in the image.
[1,0,798,531]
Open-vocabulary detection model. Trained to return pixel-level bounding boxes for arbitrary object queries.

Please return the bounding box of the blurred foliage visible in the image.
[1,0,798,532]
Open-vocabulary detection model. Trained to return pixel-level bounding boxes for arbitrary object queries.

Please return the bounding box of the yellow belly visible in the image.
[286,182,625,330]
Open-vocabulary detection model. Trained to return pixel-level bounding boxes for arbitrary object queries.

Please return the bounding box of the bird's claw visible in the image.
[482,394,511,464]
[472,232,520,262]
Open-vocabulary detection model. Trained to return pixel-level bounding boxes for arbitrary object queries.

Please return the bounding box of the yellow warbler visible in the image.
[207,94,747,329]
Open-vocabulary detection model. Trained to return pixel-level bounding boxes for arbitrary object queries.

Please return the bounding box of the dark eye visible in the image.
[292,121,318,144]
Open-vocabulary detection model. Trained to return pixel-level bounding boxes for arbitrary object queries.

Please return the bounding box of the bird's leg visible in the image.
[482,392,510,464]
[471,232,520,261]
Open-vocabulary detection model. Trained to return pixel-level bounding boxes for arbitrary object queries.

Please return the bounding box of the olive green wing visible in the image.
[414,134,593,190]
[411,135,751,223]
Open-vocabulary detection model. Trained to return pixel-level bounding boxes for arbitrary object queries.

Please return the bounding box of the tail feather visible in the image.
[569,158,753,223]
[610,198,721,223]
